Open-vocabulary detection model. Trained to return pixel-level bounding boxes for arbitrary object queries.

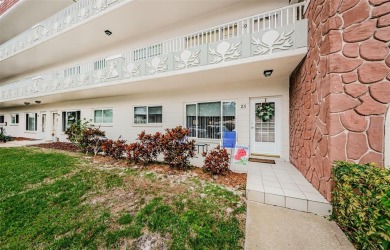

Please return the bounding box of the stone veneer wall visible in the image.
[289,0,390,201]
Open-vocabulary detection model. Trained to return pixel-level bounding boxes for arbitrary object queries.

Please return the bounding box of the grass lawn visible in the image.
[0,147,246,249]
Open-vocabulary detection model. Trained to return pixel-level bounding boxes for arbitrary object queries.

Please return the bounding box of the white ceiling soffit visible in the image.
[0,0,74,44]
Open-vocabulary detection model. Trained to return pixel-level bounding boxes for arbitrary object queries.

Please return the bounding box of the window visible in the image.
[11,114,19,124]
[134,106,162,124]
[0,115,4,124]
[26,113,37,131]
[94,109,113,124]
[62,111,81,131]
[186,101,236,139]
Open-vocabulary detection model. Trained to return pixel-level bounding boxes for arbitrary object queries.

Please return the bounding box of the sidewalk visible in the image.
[0,139,50,148]
[245,201,355,250]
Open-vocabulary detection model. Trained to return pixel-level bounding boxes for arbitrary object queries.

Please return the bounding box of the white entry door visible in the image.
[40,112,49,139]
[250,97,281,156]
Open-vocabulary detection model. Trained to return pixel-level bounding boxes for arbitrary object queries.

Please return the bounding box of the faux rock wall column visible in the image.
[289,0,390,201]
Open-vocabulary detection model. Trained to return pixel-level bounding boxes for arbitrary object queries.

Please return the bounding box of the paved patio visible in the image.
[246,159,332,216]
[245,201,355,250]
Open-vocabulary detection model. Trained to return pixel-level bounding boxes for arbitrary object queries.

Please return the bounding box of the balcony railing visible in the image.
[0,0,125,60]
[0,3,307,103]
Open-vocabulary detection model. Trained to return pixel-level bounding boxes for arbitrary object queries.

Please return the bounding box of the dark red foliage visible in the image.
[80,127,106,155]
[202,145,230,175]
[159,126,195,169]
[125,131,162,165]
[101,138,127,159]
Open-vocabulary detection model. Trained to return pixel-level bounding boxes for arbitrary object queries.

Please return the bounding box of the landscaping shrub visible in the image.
[102,137,127,159]
[202,145,230,175]
[125,131,161,165]
[0,129,13,142]
[65,119,106,155]
[65,119,89,144]
[159,126,195,169]
[332,161,390,250]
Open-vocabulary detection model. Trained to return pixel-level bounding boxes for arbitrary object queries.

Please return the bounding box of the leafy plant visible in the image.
[102,137,127,159]
[256,103,275,122]
[125,131,162,165]
[65,119,90,145]
[332,161,390,250]
[202,145,230,175]
[0,127,13,142]
[159,126,195,169]
[65,119,106,155]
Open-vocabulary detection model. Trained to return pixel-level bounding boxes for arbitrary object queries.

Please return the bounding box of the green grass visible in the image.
[0,148,75,197]
[0,147,246,249]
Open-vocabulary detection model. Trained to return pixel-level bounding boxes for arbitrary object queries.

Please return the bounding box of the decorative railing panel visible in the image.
[0,3,307,103]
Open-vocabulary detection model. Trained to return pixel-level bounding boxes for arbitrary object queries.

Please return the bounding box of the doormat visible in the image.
[248,158,276,164]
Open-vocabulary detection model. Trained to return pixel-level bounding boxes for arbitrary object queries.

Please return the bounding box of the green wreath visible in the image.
[256,103,275,122]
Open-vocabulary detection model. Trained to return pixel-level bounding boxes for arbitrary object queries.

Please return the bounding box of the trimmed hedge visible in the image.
[332,161,390,250]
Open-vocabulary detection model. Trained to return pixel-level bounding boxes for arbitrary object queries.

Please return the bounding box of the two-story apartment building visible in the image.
[0,0,389,201]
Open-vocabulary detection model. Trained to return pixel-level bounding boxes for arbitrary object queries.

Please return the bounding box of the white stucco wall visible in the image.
[1,77,290,161]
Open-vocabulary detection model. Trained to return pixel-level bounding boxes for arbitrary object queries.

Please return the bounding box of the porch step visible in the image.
[246,160,332,216]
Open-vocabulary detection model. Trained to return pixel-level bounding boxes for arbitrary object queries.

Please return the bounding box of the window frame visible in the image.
[185,100,236,140]
[25,113,38,132]
[0,114,4,124]
[10,113,19,125]
[93,108,113,125]
[62,110,81,132]
[133,105,163,126]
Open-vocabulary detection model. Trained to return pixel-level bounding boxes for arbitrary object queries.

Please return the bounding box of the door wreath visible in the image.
[256,102,275,122]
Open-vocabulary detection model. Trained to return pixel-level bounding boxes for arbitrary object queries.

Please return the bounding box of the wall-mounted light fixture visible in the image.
[35,101,41,104]
[24,102,30,105]
[104,30,112,36]
[263,69,273,77]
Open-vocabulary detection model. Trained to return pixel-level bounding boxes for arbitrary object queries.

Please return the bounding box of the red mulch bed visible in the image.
[31,142,247,188]
[13,137,35,141]
[31,142,80,152]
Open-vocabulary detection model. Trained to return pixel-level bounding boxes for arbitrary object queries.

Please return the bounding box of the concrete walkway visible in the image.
[245,201,355,250]
[0,139,50,148]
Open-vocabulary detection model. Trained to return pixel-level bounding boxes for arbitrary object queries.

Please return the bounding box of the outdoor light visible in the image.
[24,102,30,105]
[263,69,273,77]
[35,100,41,104]
[104,30,112,36]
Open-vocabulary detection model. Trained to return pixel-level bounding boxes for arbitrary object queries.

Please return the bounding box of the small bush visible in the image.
[332,161,390,250]
[102,138,127,159]
[65,119,106,155]
[0,129,13,142]
[125,131,161,165]
[202,146,230,175]
[160,126,195,169]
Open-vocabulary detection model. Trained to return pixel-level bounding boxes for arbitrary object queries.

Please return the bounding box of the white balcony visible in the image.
[0,0,125,60]
[0,0,73,44]
[0,3,308,107]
